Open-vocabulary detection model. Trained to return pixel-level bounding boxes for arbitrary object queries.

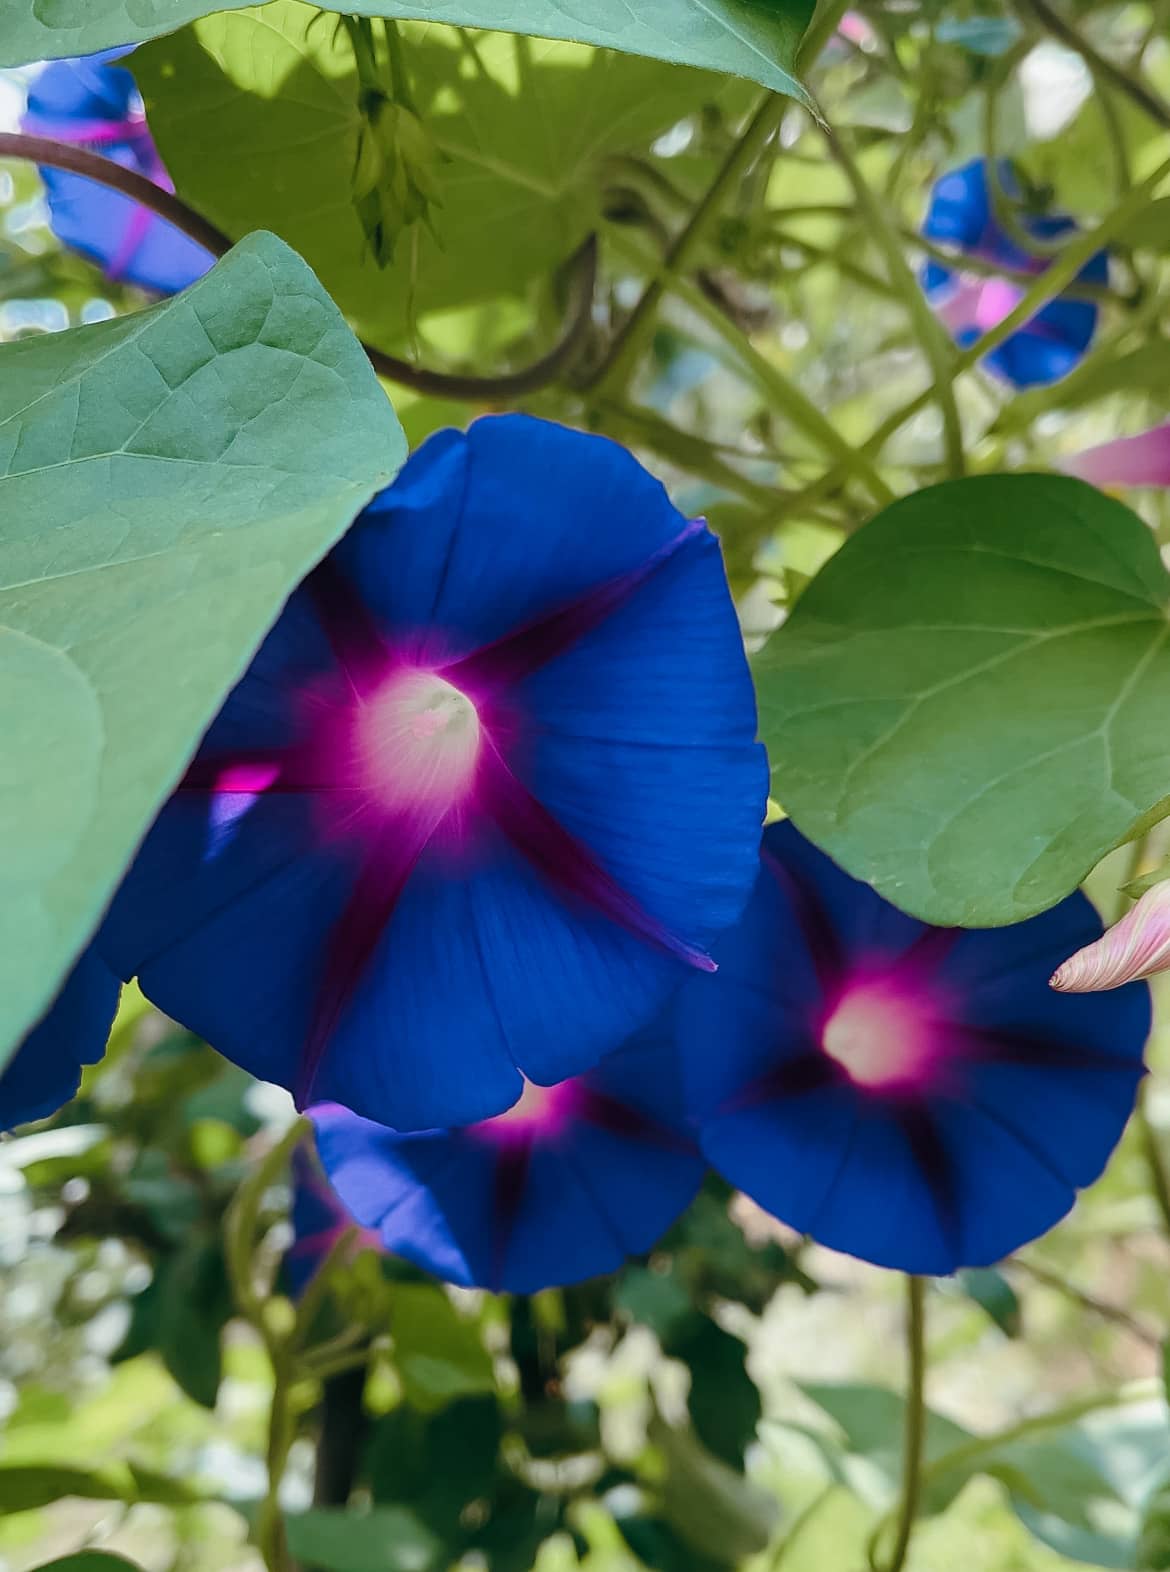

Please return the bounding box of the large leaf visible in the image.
[754,475,1170,926]
[0,231,404,1069]
[390,1285,495,1413]
[0,0,813,98]
[283,1506,443,1572]
[29,1559,144,1571]
[135,4,750,346]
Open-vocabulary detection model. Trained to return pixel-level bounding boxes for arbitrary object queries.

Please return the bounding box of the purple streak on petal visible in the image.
[306,558,395,694]
[1061,425,1170,490]
[575,1086,699,1156]
[32,116,146,143]
[106,200,155,284]
[491,1139,534,1290]
[946,1022,1146,1078]
[179,747,356,794]
[886,926,963,981]
[719,1045,842,1115]
[762,850,845,997]
[896,1104,961,1260]
[294,816,439,1109]
[477,745,716,973]
[443,519,707,693]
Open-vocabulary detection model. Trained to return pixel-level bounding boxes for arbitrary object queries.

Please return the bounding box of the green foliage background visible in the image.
[3,1,1170,1569]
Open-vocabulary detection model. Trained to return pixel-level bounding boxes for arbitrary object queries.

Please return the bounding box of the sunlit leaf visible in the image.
[755,475,1170,926]
[135,4,749,347]
[0,0,813,98]
[283,1506,443,1572]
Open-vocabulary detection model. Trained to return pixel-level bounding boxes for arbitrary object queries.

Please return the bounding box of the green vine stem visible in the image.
[818,122,965,478]
[0,133,598,403]
[223,1117,310,1572]
[865,1377,1160,1560]
[585,93,787,397]
[603,223,895,507]
[869,1276,927,1572]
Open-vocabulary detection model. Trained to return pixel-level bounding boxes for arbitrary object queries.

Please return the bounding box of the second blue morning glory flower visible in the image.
[671,822,1150,1274]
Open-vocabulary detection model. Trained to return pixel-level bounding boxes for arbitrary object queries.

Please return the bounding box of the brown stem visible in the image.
[0,132,597,402]
[0,131,234,256]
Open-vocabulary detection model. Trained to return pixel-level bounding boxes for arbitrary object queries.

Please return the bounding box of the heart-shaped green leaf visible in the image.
[0,231,404,1069]
[0,0,813,100]
[754,474,1170,926]
[134,4,751,347]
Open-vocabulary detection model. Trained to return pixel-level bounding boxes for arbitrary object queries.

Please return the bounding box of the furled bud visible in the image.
[1060,424,1170,491]
[1051,881,1170,992]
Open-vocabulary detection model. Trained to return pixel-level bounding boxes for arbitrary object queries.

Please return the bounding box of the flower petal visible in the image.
[674,823,1150,1273]
[1061,425,1170,492]
[24,56,213,295]
[312,1034,702,1292]
[333,415,689,663]
[0,945,120,1129]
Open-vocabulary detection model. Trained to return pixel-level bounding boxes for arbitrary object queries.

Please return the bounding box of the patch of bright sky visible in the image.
[0,68,31,134]
[1019,42,1092,138]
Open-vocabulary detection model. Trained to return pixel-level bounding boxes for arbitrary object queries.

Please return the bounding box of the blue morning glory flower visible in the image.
[95,415,767,1133]
[921,158,1108,388]
[0,946,120,1130]
[285,1146,381,1298]
[312,1032,705,1292]
[668,822,1150,1274]
[22,52,213,295]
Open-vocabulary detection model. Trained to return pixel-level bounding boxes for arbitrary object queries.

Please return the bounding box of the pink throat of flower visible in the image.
[354,668,482,814]
[820,979,937,1091]
[474,1077,580,1144]
[934,274,1025,336]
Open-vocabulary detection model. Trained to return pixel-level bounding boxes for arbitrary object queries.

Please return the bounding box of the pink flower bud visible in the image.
[1060,424,1170,490]
[1051,881,1170,992]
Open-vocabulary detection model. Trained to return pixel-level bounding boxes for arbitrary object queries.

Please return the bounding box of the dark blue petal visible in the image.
[333,415,691,662]
[921,158,994,251]
[0,946,120,1129]
[34,162,214,296]
[25,56,137,124]
[102,416,763,1131]
[676,823,1150,1274]
[286,1146,368,1298]
[312,1035,703,1292]
[100,794,365,1094]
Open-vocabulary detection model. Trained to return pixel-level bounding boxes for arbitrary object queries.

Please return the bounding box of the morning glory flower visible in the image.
[285,1147,381,1297]
[22,52,213,295]
[96,415,767,1133]
[1060,424,1170,490]
[0,947,120,1130]
[1052,882,1170,993]
[662,822,1150,1274]
[311,1034,705,1292]
[921,158,1108,388]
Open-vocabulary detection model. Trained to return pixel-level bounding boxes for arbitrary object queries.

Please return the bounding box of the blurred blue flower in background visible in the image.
[666,821,1150,1275]
[285,1146,382,1298]
[921,157,1108,387]
[312,1032,704,1292]
[22,51,213,295]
